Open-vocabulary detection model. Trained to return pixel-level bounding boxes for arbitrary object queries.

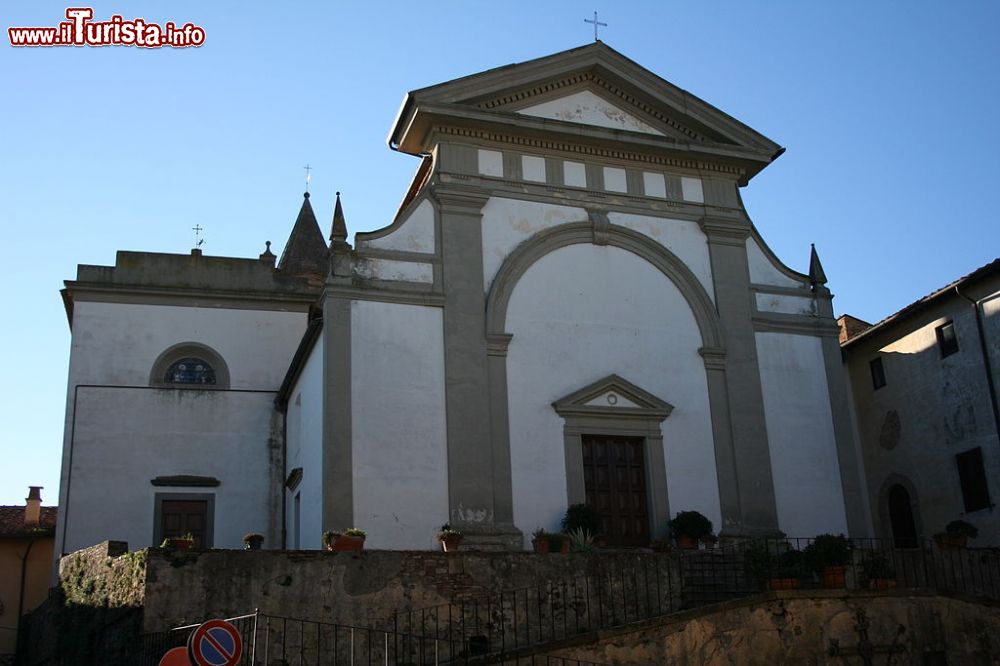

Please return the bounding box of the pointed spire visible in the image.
[809,243,828,288]
[329,191,348,245]
[277,191,329,275]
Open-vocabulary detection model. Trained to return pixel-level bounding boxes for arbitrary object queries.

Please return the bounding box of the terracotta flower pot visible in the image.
[868,578,897,590]
[768,578,800,591]
[935,533,968,550]
[167,538,194,551]
[532,537,550,554]
[820,565,847,589]
[327,535,365,552]
[676,534,698,550]
[440,535,462,552]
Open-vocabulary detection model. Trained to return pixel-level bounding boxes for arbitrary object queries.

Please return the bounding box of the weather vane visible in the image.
[304,164,312,193]
[192,224,204,248]
[584,11,607,41]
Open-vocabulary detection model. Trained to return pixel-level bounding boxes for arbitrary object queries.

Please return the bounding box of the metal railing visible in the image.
[686,536,1000,604]
[135,610,610,665]
[124,537,1000,664]
[392,554,679,661]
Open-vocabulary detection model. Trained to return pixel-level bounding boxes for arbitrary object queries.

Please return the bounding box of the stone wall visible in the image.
[547,589,1000,665]
[142,548,681,632]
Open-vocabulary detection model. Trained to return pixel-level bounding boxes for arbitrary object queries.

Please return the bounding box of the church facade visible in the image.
[55,43,869,556]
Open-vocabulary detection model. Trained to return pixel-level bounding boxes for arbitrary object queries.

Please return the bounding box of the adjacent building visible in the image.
[841,259,1000,546]
[0,487,57,661]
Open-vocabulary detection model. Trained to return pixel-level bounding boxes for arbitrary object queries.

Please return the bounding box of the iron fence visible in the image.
[391,554,679,661]
[686,536,1000,606]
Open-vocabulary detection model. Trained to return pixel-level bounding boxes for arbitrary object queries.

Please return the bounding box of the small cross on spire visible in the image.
[584,11,607,41]
[303,164,312,193]
[192,224,204,248]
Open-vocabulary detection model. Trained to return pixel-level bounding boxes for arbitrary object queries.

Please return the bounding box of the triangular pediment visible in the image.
[552,374,673,420]
[516,88,665,137]
[390,42,782,181]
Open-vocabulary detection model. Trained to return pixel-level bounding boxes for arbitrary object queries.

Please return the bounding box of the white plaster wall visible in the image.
[63,387,277,553]
[609,212,715,302]
[746,238,803,289]
[481,198,586,292]
[351,301,449,549]
[362,199,436,254]
[478,149,503,177]
[518,90,664,136]
[755,292,817,316]
[68,301,306,389]
[285,337,323,549]
[506,244,720,546]
[357,258,434,284]
[756,332,849,537]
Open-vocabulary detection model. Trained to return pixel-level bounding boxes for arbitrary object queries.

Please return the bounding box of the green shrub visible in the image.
[804,534,851,570]
[668,511,713,539]
[562,503,601,537]
[946,520,978,538]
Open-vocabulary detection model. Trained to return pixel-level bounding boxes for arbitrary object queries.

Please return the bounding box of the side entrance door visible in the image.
[582,434,650,547]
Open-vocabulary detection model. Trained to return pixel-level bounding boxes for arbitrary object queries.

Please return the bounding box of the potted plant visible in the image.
[323,528,366,552]
[562,504,601,541]
[567,527,595,553]
[161,532,195,551]
[770,549,807,590]
[743,540,776,590]
[531,528,569,554]
[668,511,713,550]
[804,534,851,588]
[243,532,264,550]
[437,524,462,552]
[934,520,978,549]
[861,553,896,589]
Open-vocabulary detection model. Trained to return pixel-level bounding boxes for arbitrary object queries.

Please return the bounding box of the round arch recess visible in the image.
[485,221,723,351]
[149,342,231,390]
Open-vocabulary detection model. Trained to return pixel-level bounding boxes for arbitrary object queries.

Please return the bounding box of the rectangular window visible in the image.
[869,357,886,390]
[936,321,959,357]
[956,447,991,512]
[154,493,214,548]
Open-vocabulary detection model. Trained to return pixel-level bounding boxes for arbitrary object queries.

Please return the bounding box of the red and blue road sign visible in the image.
[187,619,243,666]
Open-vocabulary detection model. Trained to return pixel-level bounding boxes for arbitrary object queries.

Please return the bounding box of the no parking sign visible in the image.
[186,619,243,666]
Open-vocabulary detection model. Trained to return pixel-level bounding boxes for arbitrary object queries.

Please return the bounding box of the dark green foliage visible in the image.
[668,510,713,539]
[562,503,601,536]
[861,553,895,580]
[946,520,978,538]
[804,533,851,570]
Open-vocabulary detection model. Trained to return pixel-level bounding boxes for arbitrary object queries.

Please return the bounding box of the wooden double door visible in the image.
[582,434,650,547]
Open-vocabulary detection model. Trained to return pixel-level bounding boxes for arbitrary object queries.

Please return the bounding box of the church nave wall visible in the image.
[504,243,720,547]
[350,300,449,550]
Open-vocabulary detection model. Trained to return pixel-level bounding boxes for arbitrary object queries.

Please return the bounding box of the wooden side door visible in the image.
[160,499,209,548]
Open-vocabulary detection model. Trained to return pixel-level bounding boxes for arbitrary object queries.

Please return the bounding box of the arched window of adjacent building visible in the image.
[150,343,230,389]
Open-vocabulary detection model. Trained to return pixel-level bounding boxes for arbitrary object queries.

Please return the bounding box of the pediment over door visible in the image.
[552,374,673,421]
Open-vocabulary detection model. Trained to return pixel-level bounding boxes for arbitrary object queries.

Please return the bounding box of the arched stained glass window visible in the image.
[164,357,216,385]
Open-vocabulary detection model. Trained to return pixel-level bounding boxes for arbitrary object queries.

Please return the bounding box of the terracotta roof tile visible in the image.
[0,506,57,537]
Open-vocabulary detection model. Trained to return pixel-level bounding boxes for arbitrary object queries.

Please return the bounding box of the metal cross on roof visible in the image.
[584,11,607,41]
[303,164,312,192]
[192,224,204,247]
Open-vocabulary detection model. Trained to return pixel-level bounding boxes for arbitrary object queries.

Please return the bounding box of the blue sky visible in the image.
[1,1,998,505]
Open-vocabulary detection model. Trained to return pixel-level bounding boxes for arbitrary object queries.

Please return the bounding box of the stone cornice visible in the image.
[476,71,711,144]
[752,313,839,337]
[434,126,748,177]
[700,215,751,245]
[699,346,728,370]
[486,333,513,357]
[431,185,491,216]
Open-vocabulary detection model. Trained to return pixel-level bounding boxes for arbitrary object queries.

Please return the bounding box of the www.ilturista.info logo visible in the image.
[8,8,205,48]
